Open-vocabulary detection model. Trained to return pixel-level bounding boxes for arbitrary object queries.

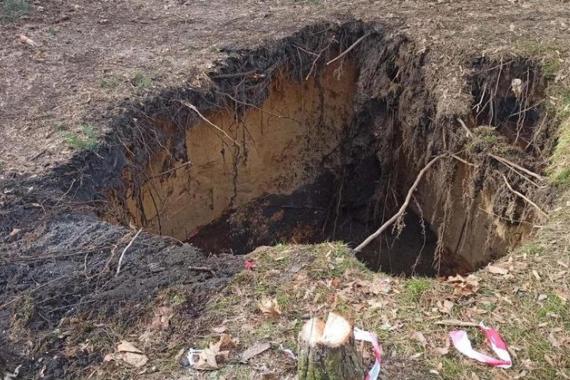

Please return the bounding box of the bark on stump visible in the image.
[297,312,366,380]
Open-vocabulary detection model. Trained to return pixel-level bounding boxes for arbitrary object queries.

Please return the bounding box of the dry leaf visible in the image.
[438,300,454,314]
[212,325,227,334]
[215,334,237,351]
[433,335,450,356]
[487,265,509,275]
[117,341,143,354]
[105,341,148,368]
[446,274,480,297]
[121,352,148,368]
[547,332,561,348]
[240,342,271,362]
[151,306,173,330]
[194,347,219,370]
[366,299,383,310]
[193,334,236,370]
[412,331,427,347]
[258,297,281,317]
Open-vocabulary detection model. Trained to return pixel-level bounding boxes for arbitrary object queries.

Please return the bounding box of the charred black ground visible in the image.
[96,22,549,277]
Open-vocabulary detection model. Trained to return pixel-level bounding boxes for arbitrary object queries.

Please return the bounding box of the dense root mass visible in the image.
[98,23,548,276]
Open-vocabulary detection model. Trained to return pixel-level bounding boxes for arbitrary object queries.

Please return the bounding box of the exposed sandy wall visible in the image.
[413,163,530,269]
[122,62,358,241]
[106,56,534,271]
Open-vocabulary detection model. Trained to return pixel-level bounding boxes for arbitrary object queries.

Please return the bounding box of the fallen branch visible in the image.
[326,32,371,66]
[180,102,240,147]
[354,154,447,253]
[116,228,143,276]
[435,320,480,328]
[499,172,548,218]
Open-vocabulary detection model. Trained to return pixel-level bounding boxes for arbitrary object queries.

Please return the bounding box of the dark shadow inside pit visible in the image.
[187,156,470,277]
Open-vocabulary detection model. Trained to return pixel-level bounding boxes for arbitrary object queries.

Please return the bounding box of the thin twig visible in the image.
[450,153,476,167]
[116,228,143,276]
[489,153,544,182]
[326,32,371,66]
[146,160,192,181]
[180,102,241,146]
[435,320,480,328]
[209,69,260,79]
[216,90,301,124]
[499,172,548,218]
[305,45,331,80]
[188,266,216,275]
[354,154,447,253]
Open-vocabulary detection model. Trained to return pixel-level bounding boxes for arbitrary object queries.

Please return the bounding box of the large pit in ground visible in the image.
[101,24,547,277]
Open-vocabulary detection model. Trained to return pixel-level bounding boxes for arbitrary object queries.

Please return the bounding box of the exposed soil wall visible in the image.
[98,22,548,275]
[113,63,357,241]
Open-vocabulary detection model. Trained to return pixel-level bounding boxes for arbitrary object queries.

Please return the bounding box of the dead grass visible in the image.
[133,232,566,379]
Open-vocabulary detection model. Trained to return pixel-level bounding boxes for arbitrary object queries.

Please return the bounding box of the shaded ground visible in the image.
[1,0,570,379]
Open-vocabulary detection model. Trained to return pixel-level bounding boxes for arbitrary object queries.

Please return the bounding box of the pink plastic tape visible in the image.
[354,327,382,380]
[449,322,512,368]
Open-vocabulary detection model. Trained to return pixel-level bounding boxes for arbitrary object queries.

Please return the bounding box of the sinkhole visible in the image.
[100,25,546,277]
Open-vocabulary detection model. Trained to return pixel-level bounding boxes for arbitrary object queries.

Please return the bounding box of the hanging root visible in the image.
[498,172,548,218]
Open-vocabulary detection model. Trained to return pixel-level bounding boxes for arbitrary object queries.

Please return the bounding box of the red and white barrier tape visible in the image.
[449,322,512,368]
[354,327,382,380]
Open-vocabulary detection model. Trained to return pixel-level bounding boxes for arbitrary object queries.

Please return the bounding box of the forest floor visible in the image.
[1,0,569,379]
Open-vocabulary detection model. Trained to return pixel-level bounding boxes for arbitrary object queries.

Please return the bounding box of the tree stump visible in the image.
[297,312,366,380]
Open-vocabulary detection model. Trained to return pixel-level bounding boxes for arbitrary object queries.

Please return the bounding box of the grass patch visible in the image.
[440,357,463,379]
[514,40,565,80]
[549,109,570,186]
[1,0,29,22]
[521,242,544,256]
[131,72,152,90]
[402,277,431,303]
[63,124,98,150]
[537,294,568,322]
[100,75,122,90]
